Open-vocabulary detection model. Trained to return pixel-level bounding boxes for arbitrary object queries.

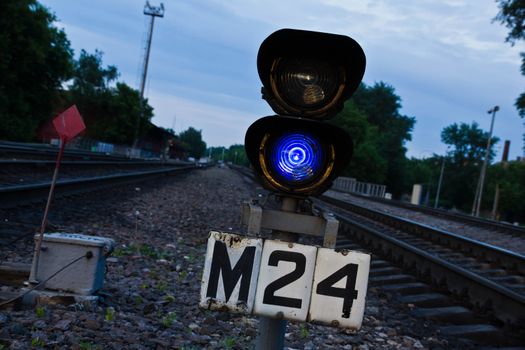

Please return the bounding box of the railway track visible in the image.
[0,140,134,161]
[1,166,199,208]
[333,189,525,237]
[231,165,525,346]
[316,195,525,346]
[0,157,202,208]
[0,159,192,187]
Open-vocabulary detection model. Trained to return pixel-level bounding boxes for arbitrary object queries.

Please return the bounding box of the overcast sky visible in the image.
[40,0,525,160]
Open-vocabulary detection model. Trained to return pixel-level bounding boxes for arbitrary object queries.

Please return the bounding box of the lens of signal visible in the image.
[269,132,325,183]
[272,57,340,109]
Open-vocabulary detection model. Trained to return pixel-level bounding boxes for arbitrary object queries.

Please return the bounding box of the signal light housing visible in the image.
[246,29,365,197]
[257,29,366,120]
[245,116,353,196]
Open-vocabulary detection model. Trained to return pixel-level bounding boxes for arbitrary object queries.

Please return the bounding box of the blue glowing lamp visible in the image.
[270,133,323,183]
[245,116,352,196]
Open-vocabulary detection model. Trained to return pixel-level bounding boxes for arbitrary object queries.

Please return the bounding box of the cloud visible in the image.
[41,0,525,160]
[148,90,267,147]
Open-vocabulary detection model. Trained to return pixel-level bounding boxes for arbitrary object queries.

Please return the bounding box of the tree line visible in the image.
[1,0,523,222]
[0,0,207,157]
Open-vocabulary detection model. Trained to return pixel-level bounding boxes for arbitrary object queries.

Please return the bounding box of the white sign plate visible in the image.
[308,248,370,329]
[199,231,262,314]
[253,240,317,321]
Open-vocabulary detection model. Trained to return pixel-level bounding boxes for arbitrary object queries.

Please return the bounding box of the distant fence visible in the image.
[49,137,162,159]
[332,177,387,198]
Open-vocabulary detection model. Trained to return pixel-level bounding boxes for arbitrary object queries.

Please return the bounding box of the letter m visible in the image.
[206,240,256,303]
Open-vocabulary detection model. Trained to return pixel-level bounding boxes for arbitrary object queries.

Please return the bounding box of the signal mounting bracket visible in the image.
[241,201,339,248]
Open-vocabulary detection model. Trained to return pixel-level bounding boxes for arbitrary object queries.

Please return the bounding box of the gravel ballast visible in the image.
[0,167,462,349]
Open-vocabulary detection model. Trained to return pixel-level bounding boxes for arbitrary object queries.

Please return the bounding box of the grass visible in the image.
[35,306,45,318]
[31,337,45,348]
[156,281,168,292]
[79,341,98,350]
[104,307,115,322]
[164,294,176,303]
[178,270,188,281]
[112,243,162,259]
[299,324,310,339]
[222,336,236,349]
[161,311,177,327]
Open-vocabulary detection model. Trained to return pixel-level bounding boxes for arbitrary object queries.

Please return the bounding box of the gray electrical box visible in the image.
[29,233,115,295]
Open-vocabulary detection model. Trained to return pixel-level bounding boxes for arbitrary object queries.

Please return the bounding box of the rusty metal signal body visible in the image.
[245,29,366,197]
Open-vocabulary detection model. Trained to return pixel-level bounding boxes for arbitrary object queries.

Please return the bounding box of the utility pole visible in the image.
[491,140,510,220]
[434,156,445,209]
[133,1,165,155]
[472,106,499,217]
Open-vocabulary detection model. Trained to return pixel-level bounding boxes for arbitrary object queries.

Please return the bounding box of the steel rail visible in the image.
[320,195,525,274]
[0,141,132,161]
[317,195,525,327]
[0,160,191,166]
[0,165,197,208]
[333,190,525,236]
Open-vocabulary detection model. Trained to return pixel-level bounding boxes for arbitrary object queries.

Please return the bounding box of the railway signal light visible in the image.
[245,29,366,196]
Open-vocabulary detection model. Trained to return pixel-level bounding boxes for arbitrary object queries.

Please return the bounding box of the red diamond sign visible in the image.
[52,105,86,143]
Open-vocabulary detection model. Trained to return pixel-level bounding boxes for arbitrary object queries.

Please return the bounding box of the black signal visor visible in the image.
[245,116,353,196]
[257,29,366,120]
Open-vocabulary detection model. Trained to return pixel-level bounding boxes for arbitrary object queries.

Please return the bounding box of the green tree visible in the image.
[494,0,525,150]
[68,50,152,144]
[490,161,525,222]
[70,49,118,96]
[404,155,449,207]
[351,82,416,197]
[208,144,249,166]
[441,122,499,164]
[227,144,249,166]
[179,127,206,159]
[0,0,73,141]
[440,122,499,211]
[332,100,387,183]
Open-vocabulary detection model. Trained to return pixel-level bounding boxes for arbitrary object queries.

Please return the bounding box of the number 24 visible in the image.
[262,250,359,318]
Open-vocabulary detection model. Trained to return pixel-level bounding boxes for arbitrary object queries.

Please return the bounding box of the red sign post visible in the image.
[30,105,86,283]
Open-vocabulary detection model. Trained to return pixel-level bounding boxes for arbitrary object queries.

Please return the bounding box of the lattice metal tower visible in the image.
[139,1,164,100]
[133,1,164,152]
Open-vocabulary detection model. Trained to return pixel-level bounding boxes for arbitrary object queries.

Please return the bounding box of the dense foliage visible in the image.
[179,127,206,159]
[0,0,73,141]
[401,122,525,222]
[439,122,499,211]
[67,50,153,144]
[0,1,154,145]
[495,0,525,150]
[333,82,415,198]
[208,144,249,166]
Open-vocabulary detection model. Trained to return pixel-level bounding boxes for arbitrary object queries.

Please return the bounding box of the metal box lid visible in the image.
[35,233,115,249]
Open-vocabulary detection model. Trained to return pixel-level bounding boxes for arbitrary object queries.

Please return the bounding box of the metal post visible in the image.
[491,140,510,220]
[491,184,500,220]
[434,157,445,209]
[255,196,298,350]
[473,106,499,217]
[30,139,66,283]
